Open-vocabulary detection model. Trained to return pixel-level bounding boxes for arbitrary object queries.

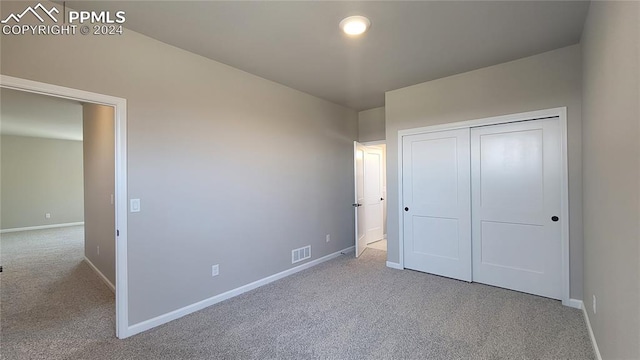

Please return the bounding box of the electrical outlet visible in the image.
[45,213,51,219]
[211,264,219,277]
[593,295,597,314]
[326,234,330,243]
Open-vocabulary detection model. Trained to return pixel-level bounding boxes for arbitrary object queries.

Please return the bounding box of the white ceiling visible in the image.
[67,1,589,111]
[0,88,83,141]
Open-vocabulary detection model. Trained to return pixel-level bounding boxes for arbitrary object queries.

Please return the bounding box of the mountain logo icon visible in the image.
[1,3,59,24]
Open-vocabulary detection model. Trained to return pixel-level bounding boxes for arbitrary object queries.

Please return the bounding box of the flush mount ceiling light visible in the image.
[339,15,371,36]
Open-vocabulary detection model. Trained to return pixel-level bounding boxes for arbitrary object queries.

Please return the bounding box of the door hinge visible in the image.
[117,229,120,236]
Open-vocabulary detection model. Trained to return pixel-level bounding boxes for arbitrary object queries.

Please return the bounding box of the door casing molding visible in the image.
[0,75,130,337]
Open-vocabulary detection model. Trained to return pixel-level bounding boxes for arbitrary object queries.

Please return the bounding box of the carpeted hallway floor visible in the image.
[0,226,114,360]
[1,226,595,359]
[367,239,387,251]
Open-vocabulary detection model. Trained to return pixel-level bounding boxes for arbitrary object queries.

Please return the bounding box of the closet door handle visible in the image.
[551,216,559,222]
[404,207,409,212]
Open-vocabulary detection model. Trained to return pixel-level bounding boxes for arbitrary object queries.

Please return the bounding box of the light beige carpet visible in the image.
[367,239,387,251]
[1,226,594,359]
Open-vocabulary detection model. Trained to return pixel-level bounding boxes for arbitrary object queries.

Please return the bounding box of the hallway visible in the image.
[0,226,115,359]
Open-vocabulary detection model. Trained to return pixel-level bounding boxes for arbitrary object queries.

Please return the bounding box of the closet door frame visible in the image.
[397,107,571,307]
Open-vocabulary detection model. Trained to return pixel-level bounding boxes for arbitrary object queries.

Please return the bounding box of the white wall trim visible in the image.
[565,298,583,310]
[84,256,115,292]
[558,108,571,307]
[580,300,603,360]
[386,261,403,270]
[361,140,386,146]
[397,107,571,306]
[340,246,355,254]
[0,222,84,234]
[0,75,130,339]
[127,246,354,337]
[396,108,568,137]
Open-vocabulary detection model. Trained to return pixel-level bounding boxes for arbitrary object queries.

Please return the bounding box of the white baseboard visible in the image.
[580,300,602,360]
[341,246,355,254]
[386,261,403,270]
[0,222,84,234]
[84,257,115,292]
[127,246,355,337]
[565,298,583,309]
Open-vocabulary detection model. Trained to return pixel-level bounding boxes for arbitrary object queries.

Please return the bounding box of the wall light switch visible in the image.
[130,199,141,213]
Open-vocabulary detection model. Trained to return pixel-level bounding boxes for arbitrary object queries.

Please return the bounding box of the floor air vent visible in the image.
[292,245,311,264]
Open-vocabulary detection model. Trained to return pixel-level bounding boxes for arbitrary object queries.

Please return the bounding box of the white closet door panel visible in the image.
[471,118,562,299]
[403,129,471,281]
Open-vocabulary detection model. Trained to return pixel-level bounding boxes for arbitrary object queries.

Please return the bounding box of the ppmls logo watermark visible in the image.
[1,3,126,36]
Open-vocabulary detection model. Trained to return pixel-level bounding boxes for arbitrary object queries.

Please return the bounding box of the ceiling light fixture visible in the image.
[339,16,371,36]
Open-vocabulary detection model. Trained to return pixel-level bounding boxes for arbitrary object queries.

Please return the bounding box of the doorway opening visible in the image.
[0,75,129,337]
[354,141,387,257]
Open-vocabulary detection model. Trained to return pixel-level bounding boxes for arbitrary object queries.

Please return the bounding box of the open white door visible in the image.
[354,142,367,257]
[364,147,384,244]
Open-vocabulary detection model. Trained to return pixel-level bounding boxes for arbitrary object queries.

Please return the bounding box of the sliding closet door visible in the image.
[402,129,471,281]
[471,118,562,299]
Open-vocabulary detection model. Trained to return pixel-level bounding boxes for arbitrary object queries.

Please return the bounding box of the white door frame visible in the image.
[354,141,367,257]
[397,107,571,307]
[361,140,386,146]
[0,75,130,337]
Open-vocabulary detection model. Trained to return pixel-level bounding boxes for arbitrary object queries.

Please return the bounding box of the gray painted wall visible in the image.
[385,45,583,299]
[581,2,640,358]
[0,0,357,325]
[0,135,84,229]
[83,104,116,285]
[358,107,386,142]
